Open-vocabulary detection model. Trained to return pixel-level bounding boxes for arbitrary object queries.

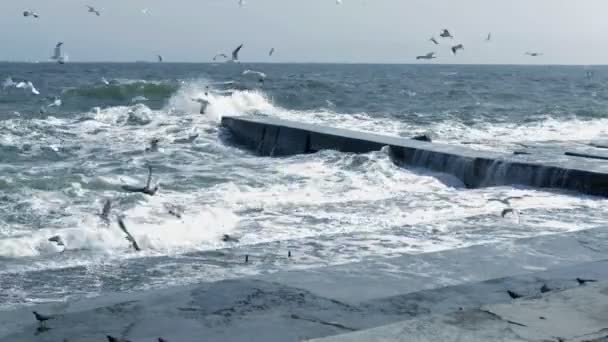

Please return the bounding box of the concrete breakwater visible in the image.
[222,116,608,196]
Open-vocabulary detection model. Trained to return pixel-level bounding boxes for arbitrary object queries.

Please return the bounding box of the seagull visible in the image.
[47,96,62,107]
[213,53,228,61]
[487,196,527,206]
[116,216,141,252]
[157,55,163,63]
[51,42,66,64]
[48,235,65,247]
[486,32,492,42]
[501,208,518,218]
[451,44,464,55]
[507,290,523,299]
[525,52,543,57]
[232,43,244,62]
[100,199,112,225]
[15,81,40,95]
[145,138,160,152]
[86,5,101,16]
[243,69,267,79]
[269,48,275,56]
[416,52,436,60]
[121,166,159,196]
[141,8,149,15]
[439,29,453,39]
[576,278,598,285]
[107,335,132,342]
[429,37,439,45]
[23,10,40,18]
[33,311,54,326]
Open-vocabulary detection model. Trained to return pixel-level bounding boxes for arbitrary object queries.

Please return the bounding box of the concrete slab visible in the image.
[221,116,608,196]
[309,282,608,342]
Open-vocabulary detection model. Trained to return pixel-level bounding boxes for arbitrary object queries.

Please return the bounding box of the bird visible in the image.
[33,311,54,325]
[106,335,132,342]
[488,196,527,206]
[86,5,101,16]
[157,55,163,63]
[439,29,453,38]
[51,42,66,64]
[23,10,40,18]
[576,278,598,285]
[429,37,439,45]
[243,69,267,79]
[15,81,40,95]
[116,216,141,252]
[525,52,543,57]
[48,235,65,247]
[416,52,436,60]
[507,290,523,299]
[100,199,112,225]
[540,284,551,293]
[451,44,464,55]
[213,53,228,61]
[145,138,160,152]
[269,48,275,56]
[232,44,244,62]
[47,97,62,107]
[501,208,518,218]
[121,166,159,196]
[486,32,492,41]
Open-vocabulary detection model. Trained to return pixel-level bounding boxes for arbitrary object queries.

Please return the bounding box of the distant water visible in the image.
[1,62,607,310]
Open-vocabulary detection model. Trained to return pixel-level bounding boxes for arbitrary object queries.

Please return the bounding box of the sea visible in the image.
[1,62,607,310]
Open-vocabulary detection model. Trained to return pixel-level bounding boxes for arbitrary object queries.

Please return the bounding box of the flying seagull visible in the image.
[86,5,101,16]
[48,235,65,247]
[429,37,439,45]
[486,32,492,42]
[416,52,436,60]
[232,44,244,62]
[51,42,66,64]
[15,81,40,95]
[157,55,163,63]
[33,311,54,326]
[525,52,543,57]
[121,166,159,196]
[440,29,453,39]
[243,69,267,79]
[451,44,464,55]
[100,199,112,225]
[116,216,141,252]
[269,48,275,56]
[213,53,228,61]
[23,10,39,18]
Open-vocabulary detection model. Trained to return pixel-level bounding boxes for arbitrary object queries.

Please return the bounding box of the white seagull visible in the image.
[51,42,67,64]
[86,5,101,16]
[23,10,39,18]
[16,81,40,95]
[243,69,267,79]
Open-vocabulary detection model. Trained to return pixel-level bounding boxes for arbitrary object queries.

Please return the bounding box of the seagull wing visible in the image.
[232,44,244,61]
[146,166,153,189]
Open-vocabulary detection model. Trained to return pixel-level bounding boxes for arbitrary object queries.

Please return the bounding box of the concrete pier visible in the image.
[222,116,608,196]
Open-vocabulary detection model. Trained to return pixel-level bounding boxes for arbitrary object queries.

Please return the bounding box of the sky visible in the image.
[0,0,606,64]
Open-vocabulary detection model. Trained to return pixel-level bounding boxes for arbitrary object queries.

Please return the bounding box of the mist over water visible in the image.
[1,62,607,309]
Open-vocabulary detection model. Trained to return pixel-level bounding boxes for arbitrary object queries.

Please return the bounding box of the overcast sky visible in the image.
[1,0,605,64]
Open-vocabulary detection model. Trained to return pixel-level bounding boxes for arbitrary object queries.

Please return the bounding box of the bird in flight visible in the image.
[525,52,543,57]
[269,48,275,56]
[451,44,464,55]
[23,10,39,18]
[440,29,453,39]
[87,5,101,16]
[232,43,244,62]
[486,32,492,42]
[416,52,436,60]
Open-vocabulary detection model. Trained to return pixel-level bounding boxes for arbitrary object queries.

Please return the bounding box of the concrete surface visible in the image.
[221,116,608,196]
